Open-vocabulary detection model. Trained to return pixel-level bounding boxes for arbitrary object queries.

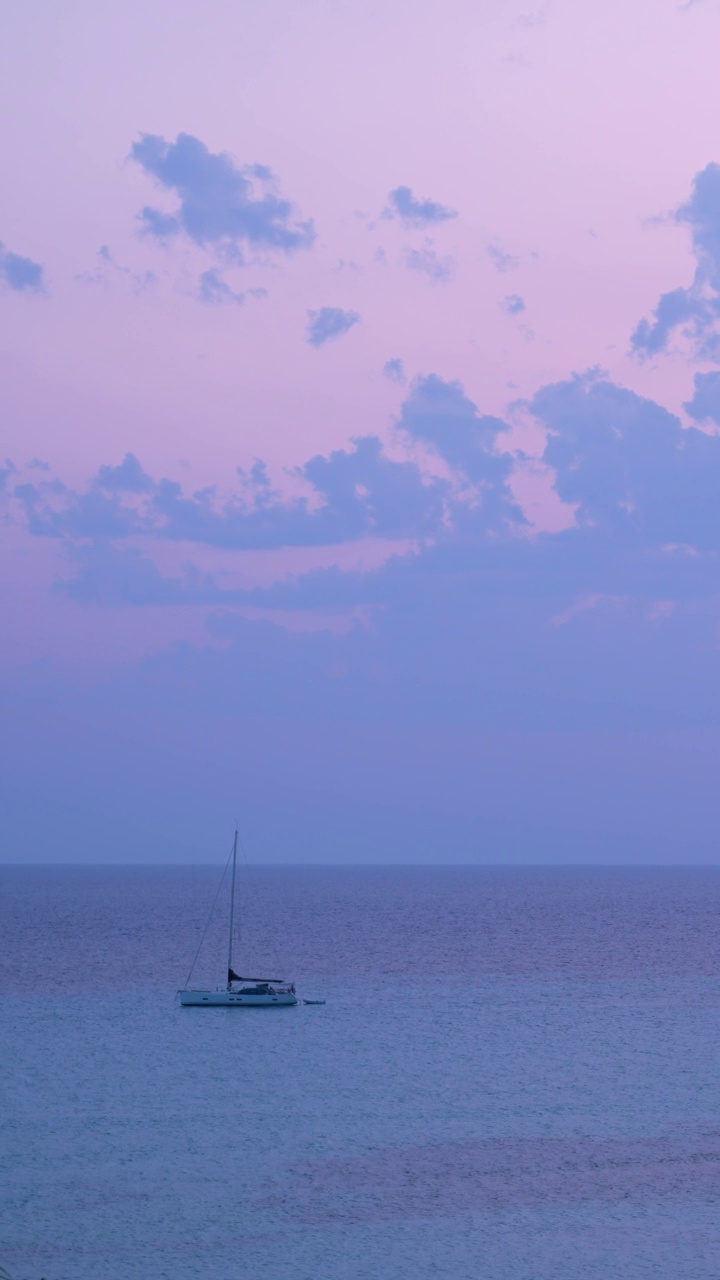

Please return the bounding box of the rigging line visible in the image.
[181,839,234,991]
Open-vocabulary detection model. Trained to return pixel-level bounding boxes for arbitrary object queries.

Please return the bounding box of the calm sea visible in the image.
[3,865,720,1279]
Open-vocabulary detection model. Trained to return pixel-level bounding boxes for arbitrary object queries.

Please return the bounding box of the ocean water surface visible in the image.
[3,865,720,1279]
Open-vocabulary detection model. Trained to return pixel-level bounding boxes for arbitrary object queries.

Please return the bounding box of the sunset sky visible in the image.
[3,0,720,862]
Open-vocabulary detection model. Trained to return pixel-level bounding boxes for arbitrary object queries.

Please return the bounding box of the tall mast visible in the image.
[227,827,238,989]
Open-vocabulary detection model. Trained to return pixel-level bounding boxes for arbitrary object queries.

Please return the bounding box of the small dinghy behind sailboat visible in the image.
[179,829,298,1007]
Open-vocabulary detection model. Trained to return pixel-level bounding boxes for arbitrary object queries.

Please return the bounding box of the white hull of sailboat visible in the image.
[180,990,298,1007]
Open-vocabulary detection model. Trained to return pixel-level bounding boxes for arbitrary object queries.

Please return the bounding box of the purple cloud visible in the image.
[383,185,457,229]
[130,132,316,263]
[632,163,720,358]
[0,240,45,293]
[502,293,526,315]
[404,242,455,282]
[306,306,361,347]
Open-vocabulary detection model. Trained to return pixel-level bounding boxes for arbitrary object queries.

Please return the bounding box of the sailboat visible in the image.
[179,829,298,1007]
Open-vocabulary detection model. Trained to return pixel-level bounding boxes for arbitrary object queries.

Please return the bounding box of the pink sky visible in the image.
[2,0,717,485]
[3,0,720,861]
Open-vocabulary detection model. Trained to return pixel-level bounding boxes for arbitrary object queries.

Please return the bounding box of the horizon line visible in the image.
[2,862,720,870]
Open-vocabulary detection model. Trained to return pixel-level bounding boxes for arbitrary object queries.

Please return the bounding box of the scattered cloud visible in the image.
[129,132,316,264]
[198,268,246,306]
[404,242,455,283]
[516,2,550,27]
[95,453,154,493]
[0,460,17,491]
[18,369,720,574]
[11,364,720,759]
[9,374,526,559]
[383,185,457,229]
[76,244,157,294]
[383,358,407,385]
[397,374,522,526]
[631,288,709,358]
[13,430,449,555]
[75,244,114,286]
[684,370,720,424]
[0,241,45,293]
[487,242,520,274]
[502,294,526,315]
[306,306,361,347]
[632,163,720,359]
[534,370,720,549]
